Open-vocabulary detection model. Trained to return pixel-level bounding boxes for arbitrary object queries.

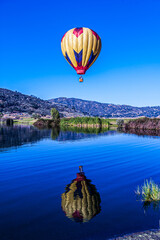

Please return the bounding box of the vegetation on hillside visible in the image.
[2,88,160,118]
[0,88,80,117]
[51,97,160,118]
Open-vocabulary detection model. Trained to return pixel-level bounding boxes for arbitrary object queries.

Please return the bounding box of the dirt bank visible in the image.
[124,118,160,130]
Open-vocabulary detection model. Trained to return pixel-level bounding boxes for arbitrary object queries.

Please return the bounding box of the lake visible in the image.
[0,125,160,240]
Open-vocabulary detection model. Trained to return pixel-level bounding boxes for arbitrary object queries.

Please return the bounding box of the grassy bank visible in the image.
[13,116,132,128]
[14,117,36,125]
[60,117,117,128]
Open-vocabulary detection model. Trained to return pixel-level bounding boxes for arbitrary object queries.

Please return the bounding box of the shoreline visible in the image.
[112,229,160,240]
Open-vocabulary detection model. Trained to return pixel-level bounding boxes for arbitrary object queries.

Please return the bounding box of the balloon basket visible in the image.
[79,76,83,82]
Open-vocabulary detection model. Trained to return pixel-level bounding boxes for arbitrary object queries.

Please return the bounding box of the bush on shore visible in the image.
[116,119,124,128]
[60,117,109,127]
[135,179,160,202]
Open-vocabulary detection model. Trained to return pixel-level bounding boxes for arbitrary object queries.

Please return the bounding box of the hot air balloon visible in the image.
[61,166,101,222]
[61,27,101,82]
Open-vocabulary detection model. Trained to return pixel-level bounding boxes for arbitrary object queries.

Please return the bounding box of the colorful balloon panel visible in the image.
[61,27,101,75]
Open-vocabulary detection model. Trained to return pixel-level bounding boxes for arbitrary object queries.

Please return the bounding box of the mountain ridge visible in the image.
[0,88,83,117]
[50,97,160,118]
[1,88,160,118]
[52,97,160,108]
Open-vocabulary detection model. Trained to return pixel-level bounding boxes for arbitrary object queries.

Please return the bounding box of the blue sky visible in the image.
[1,0,160,107]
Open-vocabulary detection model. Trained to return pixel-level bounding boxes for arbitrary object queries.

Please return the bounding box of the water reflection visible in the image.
[136,192,160,212]
[2,124,160,152]
[51,127,60,140]
[0,125,117,151]
[56,126,117,142]
[0,125,51,151]
[121,128,160,137]
[61,166,101,223]
[60,126,108,134]
[143,201,160,212]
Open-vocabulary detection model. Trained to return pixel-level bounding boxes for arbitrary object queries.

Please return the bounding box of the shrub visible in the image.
[101,119,109,125]
[135,179,160,202]
[116,119,124,128]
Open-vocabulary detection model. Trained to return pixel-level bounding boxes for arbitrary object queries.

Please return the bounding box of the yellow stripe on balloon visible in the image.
[72,34,78,53]
[82,28,88,66]
[92,34,97,56]
[61,35,66,57]
[78,34,83,54]
[65,29,77,67]
[89,40,101,68]
[83,28,93,67]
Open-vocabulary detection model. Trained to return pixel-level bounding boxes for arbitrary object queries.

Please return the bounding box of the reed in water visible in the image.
[135,179,160,202]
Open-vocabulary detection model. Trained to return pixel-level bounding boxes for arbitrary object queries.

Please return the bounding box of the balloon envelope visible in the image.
[61,27,101,75]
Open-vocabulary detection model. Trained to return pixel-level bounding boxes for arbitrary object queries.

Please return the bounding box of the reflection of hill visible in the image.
[0,126,118,151]
[56,128,117,142]
[61,168,101,223]
[0,125,51,151]
[121,128,160,137]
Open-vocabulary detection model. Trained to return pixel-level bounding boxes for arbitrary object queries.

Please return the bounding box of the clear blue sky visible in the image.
[1,0,160,107]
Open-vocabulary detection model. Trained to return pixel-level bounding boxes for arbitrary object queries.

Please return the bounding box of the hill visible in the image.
[50,97,160,118]
[0,88,83,117]
[1,88,160,118]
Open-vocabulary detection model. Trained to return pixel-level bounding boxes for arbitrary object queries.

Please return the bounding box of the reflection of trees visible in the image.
[0,125,51,151]
[61,168,101,223]
[60,126,117,134]
[51,127,60,140]
[120,128,160,137]
[0,125,117,151]
[60,126,104,134]
[56,127,117,142]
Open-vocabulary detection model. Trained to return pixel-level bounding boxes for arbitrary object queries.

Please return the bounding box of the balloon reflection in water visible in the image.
[61,166,101,222]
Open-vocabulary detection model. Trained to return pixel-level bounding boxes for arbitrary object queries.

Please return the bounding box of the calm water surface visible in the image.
[1,125,160,240]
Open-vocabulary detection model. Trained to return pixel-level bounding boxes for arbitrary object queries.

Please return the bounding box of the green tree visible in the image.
[51,108,60,123]
[95,117,101,125]
[116,119,124,128]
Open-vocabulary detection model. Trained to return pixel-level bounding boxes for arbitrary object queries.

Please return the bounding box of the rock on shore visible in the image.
[112,229,160,240]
